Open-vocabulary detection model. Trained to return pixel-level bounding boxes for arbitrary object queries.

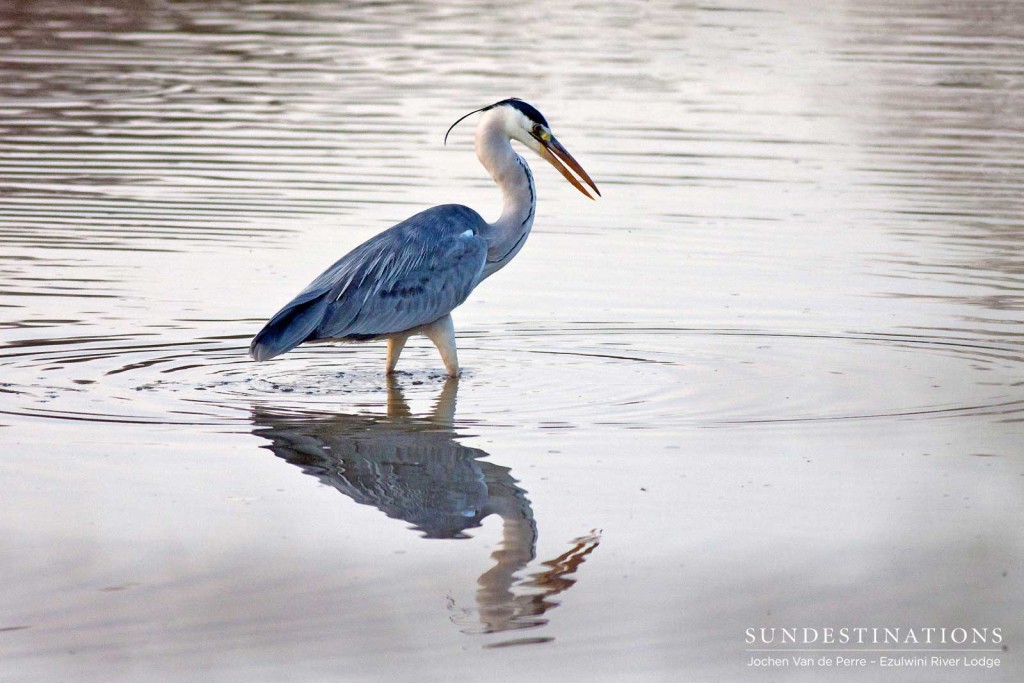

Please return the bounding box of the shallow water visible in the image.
[1,0,1022,680]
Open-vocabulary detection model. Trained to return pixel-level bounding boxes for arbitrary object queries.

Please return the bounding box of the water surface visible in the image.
[1,1,1022,680]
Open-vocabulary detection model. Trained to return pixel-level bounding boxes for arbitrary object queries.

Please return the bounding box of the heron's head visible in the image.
[445,98,601,200]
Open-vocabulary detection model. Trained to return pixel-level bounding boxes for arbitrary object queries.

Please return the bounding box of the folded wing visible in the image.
[250,204,488,361]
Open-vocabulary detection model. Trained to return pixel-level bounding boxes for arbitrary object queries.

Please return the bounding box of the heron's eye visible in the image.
[533,124,551,141]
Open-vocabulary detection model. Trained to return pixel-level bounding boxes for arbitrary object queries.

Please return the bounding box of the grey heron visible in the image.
[249,98,600,376]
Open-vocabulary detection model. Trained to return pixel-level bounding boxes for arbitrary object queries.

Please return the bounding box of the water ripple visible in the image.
[1,324,1020,430]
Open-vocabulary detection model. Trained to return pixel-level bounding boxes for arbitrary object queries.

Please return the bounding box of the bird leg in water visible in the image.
[421,314,460,377]
[386,333,410,374]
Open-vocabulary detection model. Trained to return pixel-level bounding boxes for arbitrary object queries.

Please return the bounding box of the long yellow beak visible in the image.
[535,134,601,200]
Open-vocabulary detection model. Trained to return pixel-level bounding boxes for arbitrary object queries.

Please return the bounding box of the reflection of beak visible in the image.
[535,134,601,200]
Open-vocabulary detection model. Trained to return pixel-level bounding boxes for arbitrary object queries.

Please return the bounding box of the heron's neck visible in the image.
[475,121,536,279]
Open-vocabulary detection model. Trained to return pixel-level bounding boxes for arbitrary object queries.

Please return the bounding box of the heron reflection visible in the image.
[251,377,599,635]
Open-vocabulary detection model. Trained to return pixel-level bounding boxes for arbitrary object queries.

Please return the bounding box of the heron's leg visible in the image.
[421,314,460,377]
[386,333,410,374]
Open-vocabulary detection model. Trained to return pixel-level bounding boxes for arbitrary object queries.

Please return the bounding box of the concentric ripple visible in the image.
[1,324,1021,429]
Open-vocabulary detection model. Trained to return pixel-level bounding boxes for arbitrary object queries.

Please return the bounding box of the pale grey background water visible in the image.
[0,1,1021,681]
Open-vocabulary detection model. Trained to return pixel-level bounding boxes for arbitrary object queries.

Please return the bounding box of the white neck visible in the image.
[475,112,536,280]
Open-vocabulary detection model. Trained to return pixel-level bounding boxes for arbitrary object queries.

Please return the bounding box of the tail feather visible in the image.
[250,295,330,361]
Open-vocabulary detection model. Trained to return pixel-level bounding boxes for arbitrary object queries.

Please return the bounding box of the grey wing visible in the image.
[250,205,487,361]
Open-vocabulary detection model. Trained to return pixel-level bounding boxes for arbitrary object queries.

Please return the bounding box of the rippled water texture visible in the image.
[1,1,1022,680]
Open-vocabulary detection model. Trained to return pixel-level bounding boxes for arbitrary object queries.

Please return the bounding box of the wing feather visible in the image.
[250,205,487,361]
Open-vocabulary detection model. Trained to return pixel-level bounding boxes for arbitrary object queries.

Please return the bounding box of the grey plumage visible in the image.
[250,204,487,362]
